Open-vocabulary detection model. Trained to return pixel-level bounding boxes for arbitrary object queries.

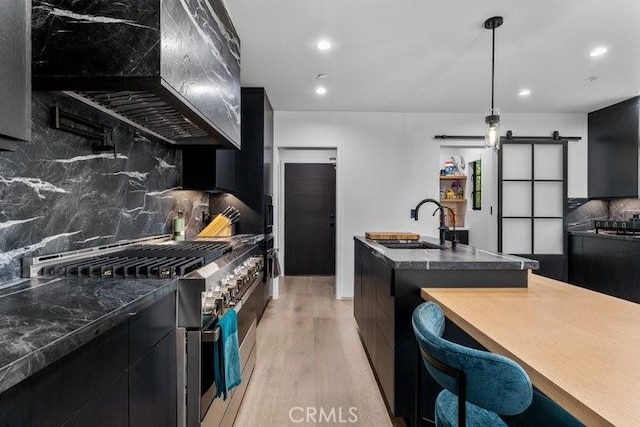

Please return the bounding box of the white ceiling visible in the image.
[226,0,640,114]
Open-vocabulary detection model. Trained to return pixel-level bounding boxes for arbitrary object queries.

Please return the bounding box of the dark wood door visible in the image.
[285,163,336,275]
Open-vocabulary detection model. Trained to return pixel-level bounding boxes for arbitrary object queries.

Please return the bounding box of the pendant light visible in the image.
[484,16,503,151]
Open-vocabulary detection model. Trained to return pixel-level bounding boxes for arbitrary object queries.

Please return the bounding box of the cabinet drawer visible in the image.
[373,261,393,320]
[374,323,394,413]
[129,292,176,364]
[63,373,128,427]
[129,329,177,427]
[583,236,623,253]
[375,302,394,349]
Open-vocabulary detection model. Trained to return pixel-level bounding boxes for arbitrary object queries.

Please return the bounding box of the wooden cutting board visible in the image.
[365,232,420,241]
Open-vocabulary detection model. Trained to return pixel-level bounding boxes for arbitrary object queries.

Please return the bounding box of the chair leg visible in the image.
[457,371,467,427]
[415,342,423,427]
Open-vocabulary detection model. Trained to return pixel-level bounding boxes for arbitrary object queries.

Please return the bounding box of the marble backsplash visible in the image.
[567,199,608,231]
[567,198,640,231]
[0,92,207,281]
[609,198,640,220]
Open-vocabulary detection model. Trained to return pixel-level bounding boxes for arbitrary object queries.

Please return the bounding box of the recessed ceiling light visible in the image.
[586,76,599,82]
[590,47,608,57]
[316,39,332,51]
[518,89,531,97]
[315,86,327,95]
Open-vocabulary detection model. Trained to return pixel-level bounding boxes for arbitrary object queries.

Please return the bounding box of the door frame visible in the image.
[275,147,342,298]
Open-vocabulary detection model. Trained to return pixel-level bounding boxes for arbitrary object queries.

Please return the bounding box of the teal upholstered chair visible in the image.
[412,302,584,427]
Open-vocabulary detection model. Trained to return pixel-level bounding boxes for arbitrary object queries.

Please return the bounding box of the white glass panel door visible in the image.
[503,219,532,254]
[503,182,532,217]
[533,182,563,217]
[534,144,563,180]
[503,145,532,180]
[499,141,566,256]
[534,219,563,254]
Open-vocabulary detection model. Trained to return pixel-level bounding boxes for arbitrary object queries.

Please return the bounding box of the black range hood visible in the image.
[32,0,241,148]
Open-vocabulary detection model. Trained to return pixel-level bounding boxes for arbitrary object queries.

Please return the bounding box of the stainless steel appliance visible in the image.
[177,242,264,427]
[594,219,640,235]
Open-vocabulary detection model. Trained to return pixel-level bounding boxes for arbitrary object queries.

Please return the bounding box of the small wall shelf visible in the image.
[439,175,467,227]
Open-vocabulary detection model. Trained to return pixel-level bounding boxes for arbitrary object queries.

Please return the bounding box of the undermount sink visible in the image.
[378,241,445,250]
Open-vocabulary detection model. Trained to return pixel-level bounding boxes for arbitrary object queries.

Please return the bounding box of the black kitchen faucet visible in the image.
[412,198,457,249]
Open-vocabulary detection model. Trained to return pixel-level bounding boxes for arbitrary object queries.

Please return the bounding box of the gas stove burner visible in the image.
[121,242,231,264]
[40,255,205,278]
[34,241,232,279]
[594,220,640,235]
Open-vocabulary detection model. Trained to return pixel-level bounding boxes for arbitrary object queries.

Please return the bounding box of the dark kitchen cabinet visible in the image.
[0,321,128,427]
[353,243,394,411]
[0,0,31,150]
[130,330,177,427]
[0,292,177,427]
[569,233,640,303]
[210,88,273,234]
[182,146,236,192]
[588,96,639,198]
[210,88,275,321]
[354,240,364,329]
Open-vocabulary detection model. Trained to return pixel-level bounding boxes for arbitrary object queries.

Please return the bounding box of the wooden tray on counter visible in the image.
[365,232,420,241]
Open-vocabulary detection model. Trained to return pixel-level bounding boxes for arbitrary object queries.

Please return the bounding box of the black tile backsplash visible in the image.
[0,92,207,280]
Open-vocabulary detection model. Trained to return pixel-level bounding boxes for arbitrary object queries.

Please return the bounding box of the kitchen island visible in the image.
[353,236,538,426]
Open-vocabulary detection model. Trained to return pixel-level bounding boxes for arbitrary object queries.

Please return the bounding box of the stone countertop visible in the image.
[355,236,539,270]
[0,276,177,394]
[569,229,640,242]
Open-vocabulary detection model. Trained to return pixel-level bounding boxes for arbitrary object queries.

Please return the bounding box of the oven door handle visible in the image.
[202,326,221,343]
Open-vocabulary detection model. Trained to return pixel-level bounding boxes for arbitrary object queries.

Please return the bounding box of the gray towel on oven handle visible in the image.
[268,248,281,278]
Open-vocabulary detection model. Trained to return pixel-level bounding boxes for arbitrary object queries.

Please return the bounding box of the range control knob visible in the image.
[202,291,223,316]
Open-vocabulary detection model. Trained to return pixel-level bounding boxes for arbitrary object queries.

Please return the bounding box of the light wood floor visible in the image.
[234,276,395,427]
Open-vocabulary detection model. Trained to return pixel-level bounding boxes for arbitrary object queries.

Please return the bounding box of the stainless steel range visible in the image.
[176,241,264,427]
[22,234,265,427]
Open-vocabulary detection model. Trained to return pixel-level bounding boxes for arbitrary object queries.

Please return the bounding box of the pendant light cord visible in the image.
[491,26,495,111]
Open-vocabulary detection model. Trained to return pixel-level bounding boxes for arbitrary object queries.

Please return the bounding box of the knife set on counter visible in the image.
[198,206,240,237]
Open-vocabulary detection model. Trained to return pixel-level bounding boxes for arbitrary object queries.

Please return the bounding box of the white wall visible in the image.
[439,146,494,249]
[273,111,587,298]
